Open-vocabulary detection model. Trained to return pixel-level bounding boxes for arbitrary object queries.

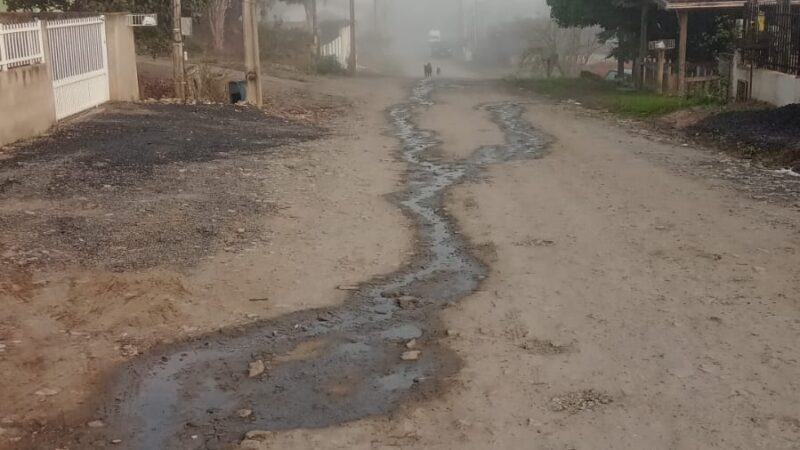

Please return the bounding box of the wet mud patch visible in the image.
[24,80,549,450]
[471,241,500,264]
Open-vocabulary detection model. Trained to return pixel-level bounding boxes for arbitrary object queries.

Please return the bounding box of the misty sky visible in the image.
[270,0,550,27]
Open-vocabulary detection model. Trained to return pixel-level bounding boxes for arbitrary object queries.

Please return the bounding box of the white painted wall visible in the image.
[732,54,800,106]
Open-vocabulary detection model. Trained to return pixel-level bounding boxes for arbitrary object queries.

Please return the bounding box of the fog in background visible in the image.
[370,0,550,76]
[268,0,551,76]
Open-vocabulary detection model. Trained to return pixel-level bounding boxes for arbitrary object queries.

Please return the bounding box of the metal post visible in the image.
[242,0,263,106]
[172,0,185,100]
[349,0,356,75]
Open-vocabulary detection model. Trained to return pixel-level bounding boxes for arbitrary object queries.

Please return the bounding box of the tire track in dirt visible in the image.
[37,80,549,450]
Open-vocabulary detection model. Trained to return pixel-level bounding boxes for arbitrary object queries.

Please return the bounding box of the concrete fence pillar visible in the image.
[104,13,139,102]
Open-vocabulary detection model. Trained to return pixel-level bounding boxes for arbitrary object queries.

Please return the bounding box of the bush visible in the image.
[316,56,346,75]
[511,77,718,117]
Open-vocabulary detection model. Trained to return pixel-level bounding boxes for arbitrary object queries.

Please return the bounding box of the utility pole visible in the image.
[374,0,379,36]
[678,11,688,96]
[349,0,356,75]
[636,3,650,89]
[457,0,464,47]
[312,0,319,59]
[172,0,185,100]
[242,0,263,106]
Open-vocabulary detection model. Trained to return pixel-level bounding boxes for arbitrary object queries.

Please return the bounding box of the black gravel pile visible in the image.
[0,103,324,271]
[3,103,323,172]
[691,104,800,168]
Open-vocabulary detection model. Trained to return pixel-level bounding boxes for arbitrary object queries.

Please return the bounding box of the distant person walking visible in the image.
[436,67,441,76]
[424,62,432,78]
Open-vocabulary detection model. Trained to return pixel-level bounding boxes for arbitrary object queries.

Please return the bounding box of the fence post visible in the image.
[39,20,54,83]
[100,18,110,104]
[0,24,7,71]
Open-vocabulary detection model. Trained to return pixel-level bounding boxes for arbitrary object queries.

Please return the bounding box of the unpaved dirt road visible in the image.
[2,74,799,450]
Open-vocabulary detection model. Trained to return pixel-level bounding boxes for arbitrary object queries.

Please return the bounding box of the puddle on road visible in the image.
[62,80,549,450]
[380,323,424,341]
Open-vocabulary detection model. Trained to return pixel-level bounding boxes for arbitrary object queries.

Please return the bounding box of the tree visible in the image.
[6,0,68,10]
[208,0,231,52]
[518,18,603,77]
[8,0,209,56]
[548,0,647,80]
[549,0,735,84]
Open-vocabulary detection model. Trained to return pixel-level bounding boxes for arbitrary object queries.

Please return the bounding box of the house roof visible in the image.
[658,0,746,9]
[658,0,800,9]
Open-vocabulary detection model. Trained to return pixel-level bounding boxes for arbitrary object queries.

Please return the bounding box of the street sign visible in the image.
[649,39,676,51]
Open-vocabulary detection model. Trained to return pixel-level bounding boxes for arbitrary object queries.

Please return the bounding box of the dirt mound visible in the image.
[58,270,189,332]
[691,103,800,169]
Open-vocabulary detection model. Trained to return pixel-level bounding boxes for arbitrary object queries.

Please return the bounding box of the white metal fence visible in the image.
[321,25,351,69]
[0,20,45,71]
[125,13,157,27]
[46,16,109,120]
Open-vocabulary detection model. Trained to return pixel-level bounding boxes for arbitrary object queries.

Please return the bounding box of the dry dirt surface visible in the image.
[2,75,800,450]
[0,76,412,448]
[219,82,798,450]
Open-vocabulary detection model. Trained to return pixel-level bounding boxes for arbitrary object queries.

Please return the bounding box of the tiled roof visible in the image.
[658,0,746,9]
[659,0,800,8]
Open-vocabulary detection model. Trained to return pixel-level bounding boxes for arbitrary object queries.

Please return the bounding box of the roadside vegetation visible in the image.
[513,76,800,171]
[513,77,717,117]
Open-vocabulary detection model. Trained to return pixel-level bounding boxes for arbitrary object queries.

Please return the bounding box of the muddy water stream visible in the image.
[75,81,548,449]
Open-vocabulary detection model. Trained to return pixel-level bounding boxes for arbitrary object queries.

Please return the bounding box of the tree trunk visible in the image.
[303,1,313,31]
[209,0,232,53]
[617,31,625,82]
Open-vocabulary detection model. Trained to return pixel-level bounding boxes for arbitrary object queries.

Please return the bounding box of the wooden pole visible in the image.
[678,11,688,96]
[458,0,464,47]
[656,49,665,94]
[349,0,356,75]
[637,3,649,89]
[312,0,319,58]
[374,0,379,34]
[172,0,185,100]
[242,0,263,106]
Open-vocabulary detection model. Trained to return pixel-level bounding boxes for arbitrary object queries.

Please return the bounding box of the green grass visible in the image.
[512,77,717,118]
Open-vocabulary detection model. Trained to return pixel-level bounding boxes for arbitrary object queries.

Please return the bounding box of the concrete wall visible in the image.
[0,64,56,147]
[104,13,139,102]
[0,13,139,147]
[732,54,800,106]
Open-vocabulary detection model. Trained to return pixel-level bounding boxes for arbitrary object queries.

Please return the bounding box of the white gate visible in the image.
[0,20,46,71]
[46,17,109,120]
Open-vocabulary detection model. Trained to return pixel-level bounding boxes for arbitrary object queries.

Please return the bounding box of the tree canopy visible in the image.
[547,0,735,62]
